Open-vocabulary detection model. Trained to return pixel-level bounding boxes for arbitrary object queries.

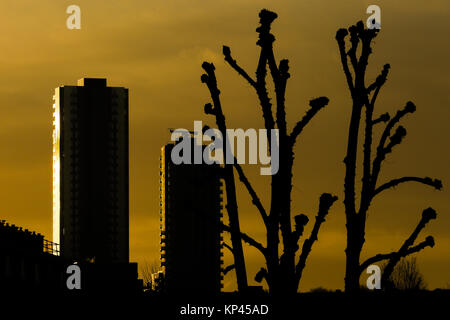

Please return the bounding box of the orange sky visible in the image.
[0,0,449,291]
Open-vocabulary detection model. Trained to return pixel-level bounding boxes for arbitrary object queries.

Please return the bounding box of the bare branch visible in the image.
[366,64,390,116]
[336,28,354,92]
[360,236,435,273]
[367,125,409,201]
[404,208,437,249]
[378,102,416,149]
[367,64,390,94]
[295,194,338,286]
[355,24,378,84]
[290,97,329,142]
[275,59,290,136]
[223,264,235,275]
[371,102,416,187]
[381,208,437,284]
[372,112,390,125]
[255,10,276,134]
[292,214,309,245]
[279,213,310,271]
[223,242,234,254]
[254,51,275,140]
[383,125,407,155]
[361,68,392,210]
[233,161,268,224]
[360,91,375,214]
[374,176,442,197]
[267,52,289,136]
[221,223,267,257]
[223,46,257,88]
[256,9,277,48]
[202,61,249,290]
[347,24,359,70]
[254,267,268,284]
[265,30,290,137]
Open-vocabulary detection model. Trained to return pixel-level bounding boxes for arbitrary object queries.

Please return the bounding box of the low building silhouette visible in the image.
[0,219,142,293]
[0,220,64,292]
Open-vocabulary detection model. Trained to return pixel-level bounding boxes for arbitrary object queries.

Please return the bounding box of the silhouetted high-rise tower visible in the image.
[52,78,129,263]
[160,141,223,293]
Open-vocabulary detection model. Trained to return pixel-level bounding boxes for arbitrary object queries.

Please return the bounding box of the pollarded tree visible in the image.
[201,9,337,294]
[335,21,442,292]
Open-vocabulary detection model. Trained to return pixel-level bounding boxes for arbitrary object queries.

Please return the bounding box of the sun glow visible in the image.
[52,88,61,250]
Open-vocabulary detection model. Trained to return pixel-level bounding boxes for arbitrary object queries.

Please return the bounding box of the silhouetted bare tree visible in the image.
[382,256,427,291]
[335,21,442,292]
[201,9,337,294]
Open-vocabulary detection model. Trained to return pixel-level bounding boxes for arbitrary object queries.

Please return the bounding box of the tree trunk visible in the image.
[223,164,248,292]
[345,218,365,292]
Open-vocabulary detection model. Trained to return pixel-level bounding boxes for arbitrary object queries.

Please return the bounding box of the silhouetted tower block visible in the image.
[52,78,129,264]
[160,142,223,294]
